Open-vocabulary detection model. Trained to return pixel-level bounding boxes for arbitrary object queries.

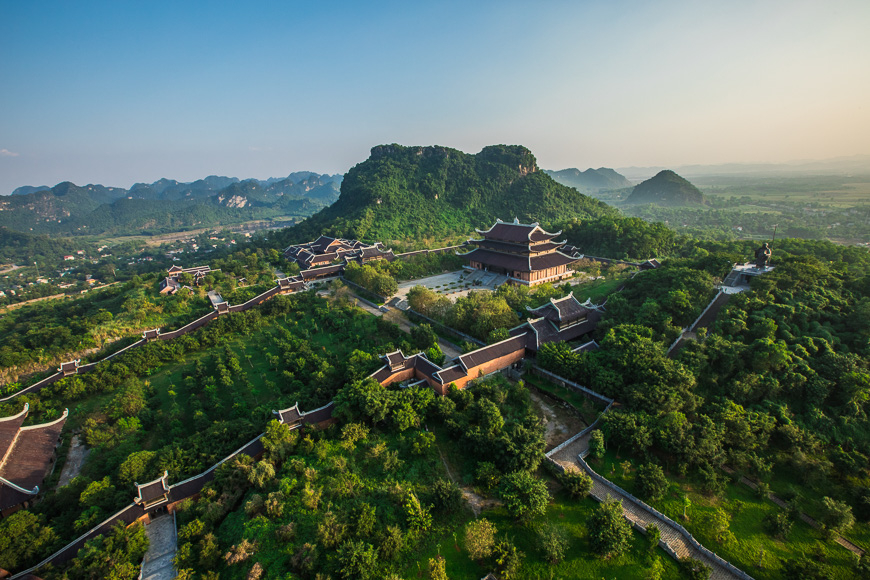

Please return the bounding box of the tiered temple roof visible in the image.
[458,219,576,285]
[0,405,68,513]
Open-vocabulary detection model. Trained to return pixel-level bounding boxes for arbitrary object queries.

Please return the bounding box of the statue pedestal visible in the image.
[722,262,774,293]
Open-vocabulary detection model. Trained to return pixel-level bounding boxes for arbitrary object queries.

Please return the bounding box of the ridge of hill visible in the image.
[285,144,619,243]
[0,173,342,237]
[545,167,632,192]
[625,170,706,206]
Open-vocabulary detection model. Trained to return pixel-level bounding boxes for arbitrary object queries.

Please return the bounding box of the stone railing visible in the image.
[528,366,614,407]
[575,454,754,580]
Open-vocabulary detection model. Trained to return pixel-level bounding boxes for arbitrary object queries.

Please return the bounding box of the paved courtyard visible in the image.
[394,269,507,302]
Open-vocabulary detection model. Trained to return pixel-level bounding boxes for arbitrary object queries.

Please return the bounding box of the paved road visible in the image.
[141,514,177,580]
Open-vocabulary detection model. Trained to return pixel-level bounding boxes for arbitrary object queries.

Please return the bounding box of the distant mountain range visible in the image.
[544,167,632,192]
[0,173,342,237]
[625,170,706,206]
[285,144,618,243]
[617,155,870,181]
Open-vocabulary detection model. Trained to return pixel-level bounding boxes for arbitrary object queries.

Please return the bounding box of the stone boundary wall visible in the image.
[406,309,485,347]
[0,372,64,403]
[339,277,387,304]
[395,244,466,259]
[0,282,306,402]
[103,339,147,361]
[689,289,726,333]
[529,366,614,407]
[575,454,754,580]
[582,255,642,267]
[9,402,336,579]
[545,401,614,458]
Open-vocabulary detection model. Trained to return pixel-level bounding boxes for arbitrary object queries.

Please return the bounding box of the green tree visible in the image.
[428,556,448,580]
[336,540,379,580]
[820,496,855,535]
[589,430,605,460]
[537,522,569,564]
[499,471,550,522]
[557,469,593,499]
[645,522,661,553]
[0,511,58,570]
[589,496,631,558]
[636,463,668,501]
[464,519,497,561]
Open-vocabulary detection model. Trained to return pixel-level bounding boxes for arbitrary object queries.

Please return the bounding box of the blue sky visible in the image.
[1,0,869,193]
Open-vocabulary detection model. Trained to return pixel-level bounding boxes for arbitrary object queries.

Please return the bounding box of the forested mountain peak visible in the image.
[0,172,343,237]
[625,169,706,206]
[283,143,616,243]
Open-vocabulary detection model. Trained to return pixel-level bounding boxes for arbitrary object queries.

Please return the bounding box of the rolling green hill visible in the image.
[625,169,706,206]
[286,144,619,243]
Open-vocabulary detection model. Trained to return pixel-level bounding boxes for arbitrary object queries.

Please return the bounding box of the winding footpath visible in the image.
[549,434,751,580]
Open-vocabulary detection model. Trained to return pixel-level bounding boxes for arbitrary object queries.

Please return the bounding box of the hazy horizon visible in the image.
[3,0,870,194]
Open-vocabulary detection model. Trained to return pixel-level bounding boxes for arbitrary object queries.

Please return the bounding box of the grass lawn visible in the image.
[401,489,683,580]
[591,449,860,579]
[571,276,626,304]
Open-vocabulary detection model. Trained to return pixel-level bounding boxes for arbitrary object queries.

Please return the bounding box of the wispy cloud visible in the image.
[0,149,19,157]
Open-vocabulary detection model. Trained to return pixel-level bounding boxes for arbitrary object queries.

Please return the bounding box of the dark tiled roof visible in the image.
[529,251,576,270]
[278,404,303,424]
[138,480,168,503]
[0,411,67,500]
[414,356,442,380]
[300,264,345,280]
[384,351,407,370]
[528,293,590,324]
[476,219,561,243]
[574,340,600,352]
[460,248,531,272]
[0,482,36,511]
[303,402,335,425]
[0,405,28,462]
[435,364,467,385]
[517,309,603,351]
[457,334,527,371]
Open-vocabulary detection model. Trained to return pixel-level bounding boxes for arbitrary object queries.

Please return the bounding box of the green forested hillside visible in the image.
[545,167,633,192]
[0,174,340,237]
[626,170,706,206]
[284,144,618,244]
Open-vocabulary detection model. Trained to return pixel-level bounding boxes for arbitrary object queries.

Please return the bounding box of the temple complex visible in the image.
[370,293,601,394]
[0,404,68,517]
[284,235,395,269]
[458,219,577,286]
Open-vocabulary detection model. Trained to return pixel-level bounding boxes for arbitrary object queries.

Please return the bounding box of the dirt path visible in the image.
[529,390,587,451]
[57,435,90,488]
